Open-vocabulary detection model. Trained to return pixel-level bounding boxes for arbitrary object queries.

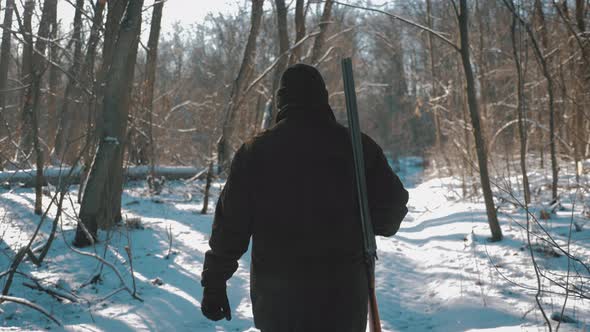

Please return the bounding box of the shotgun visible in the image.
[341,58,382,332]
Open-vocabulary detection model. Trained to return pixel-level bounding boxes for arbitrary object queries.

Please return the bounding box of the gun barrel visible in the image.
[341,57,381,332]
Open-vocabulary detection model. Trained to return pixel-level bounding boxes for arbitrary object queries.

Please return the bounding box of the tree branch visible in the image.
[328,1,460,52]
[0,295,62,326]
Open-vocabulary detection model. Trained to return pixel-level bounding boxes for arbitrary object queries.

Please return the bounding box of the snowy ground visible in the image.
[0,158,589,331]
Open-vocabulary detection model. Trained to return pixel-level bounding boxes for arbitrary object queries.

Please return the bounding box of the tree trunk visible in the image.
[534,0,559,201]
[53,1,104,169]
[47,4,60,152]
[74,0,144,247]
[458,0,503,241]
[0,0,14,112]
[573,0,587,179]
[289,0,307,65]
[475,0,489,128]
[425,0,442,151]
[0,0,15,170]
[14,0,35,165]
[200,162,214,214]
[309,0,333,65]
[135,0,163,172]
[17,0,57,213]
[263,0,290,128]
[216,0,264,173]
[510,12,531,205]
[52,0,86,163]
[0,165,205,188]
[94,0,130,143]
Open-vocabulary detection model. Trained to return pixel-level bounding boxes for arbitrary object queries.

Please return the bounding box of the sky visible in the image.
[56,0,244,38]
[30,0,395,41]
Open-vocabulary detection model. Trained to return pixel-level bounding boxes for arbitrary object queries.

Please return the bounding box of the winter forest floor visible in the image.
[0,157,589,331]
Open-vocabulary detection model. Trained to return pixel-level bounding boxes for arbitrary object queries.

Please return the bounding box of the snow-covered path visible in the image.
[374,179,527,332]
[1,171,588,331]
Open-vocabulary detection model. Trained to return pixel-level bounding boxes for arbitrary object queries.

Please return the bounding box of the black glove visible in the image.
[201,287,232,321]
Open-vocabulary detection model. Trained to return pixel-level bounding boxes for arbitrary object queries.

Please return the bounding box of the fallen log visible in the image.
[0,166,206,188]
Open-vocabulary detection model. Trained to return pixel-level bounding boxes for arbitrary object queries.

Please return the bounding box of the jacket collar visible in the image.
[275,104,336,124]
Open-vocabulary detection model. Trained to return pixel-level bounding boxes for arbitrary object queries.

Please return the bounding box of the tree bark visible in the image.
[510,9,531,205]
[47,3,60,151]
[0,165,205,188]
[52,1,105,169]
[216,0,264,173]
[289,0,307,65]
[74,0,144,247]
[0,0,15,170]
[135,0,163,170]
[94,0,130,141]
[263,0,290,128]
[17,0,57,213]
[573,0,588,179]
[309,0,333,65]
[458,0,503,241]
[0,0,14,111]
[14,0,35,164]
[425,0,442,151]
[52,0,86,163]
[506,0,559,201]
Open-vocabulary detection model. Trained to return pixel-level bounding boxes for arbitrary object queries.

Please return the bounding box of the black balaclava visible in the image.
[276,63,329,109]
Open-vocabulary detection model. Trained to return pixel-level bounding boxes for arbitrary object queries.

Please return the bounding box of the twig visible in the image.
[328,1,460,52]
[95,287,126,304]
[124,246,138,298]
[59,221,143,302]
[240,31,321,98]
[0,295,62,326]
[22,281,78,303]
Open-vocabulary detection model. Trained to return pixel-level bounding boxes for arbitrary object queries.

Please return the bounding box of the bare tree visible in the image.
[569,0,588,179]
[95,0,130,142]
[14,0,35,164]
[425,0,442,151]
[74,0,144,247]
[457,0,503,241]
[15,0,57,213]
[262,0,290,128]
[47,1,60,148]
[510,7,531,205]
[52,0,86,163]
[216,0,264,172]
[309,0,333,65]
[0,0,15,170]
[503,0,559,202]
[134,0,164,176]
[289,0,307,65]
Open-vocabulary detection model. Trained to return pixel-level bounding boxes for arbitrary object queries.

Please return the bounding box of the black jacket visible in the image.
[201,103,409,332]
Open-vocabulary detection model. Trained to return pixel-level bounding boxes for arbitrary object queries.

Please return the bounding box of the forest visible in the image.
[0,0,589,331]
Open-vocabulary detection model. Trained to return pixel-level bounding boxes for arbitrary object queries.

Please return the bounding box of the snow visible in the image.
[0,158,589,331]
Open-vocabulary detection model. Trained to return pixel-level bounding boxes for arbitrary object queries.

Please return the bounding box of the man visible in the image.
[201,64,408,332]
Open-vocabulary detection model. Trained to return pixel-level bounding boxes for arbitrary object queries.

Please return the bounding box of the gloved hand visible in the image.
[201,287,232,321]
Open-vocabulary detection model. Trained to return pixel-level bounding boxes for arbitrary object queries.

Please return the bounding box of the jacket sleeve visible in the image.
[201,144,253,288]
[364,136,409,237]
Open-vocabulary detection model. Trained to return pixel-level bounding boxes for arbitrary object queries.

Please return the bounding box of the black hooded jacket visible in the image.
[201,64,409,332]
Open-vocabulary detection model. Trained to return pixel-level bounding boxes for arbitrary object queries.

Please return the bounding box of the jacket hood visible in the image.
[276,63,329,110]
